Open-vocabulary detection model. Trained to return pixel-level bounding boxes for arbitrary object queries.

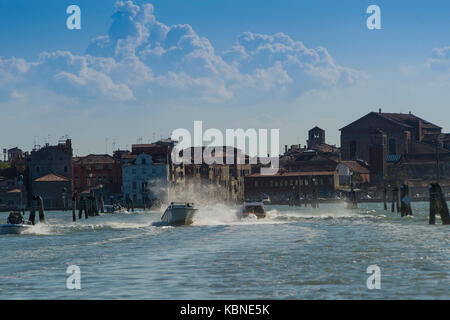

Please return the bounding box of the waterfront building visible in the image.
[244,170,339,203]
[72,154,122,202]
[0,166,27,211]
[31,173,71,209]
[340,110,450,183]
[27,139,73,209]
[121,153,169,206]
[181,146,252,203]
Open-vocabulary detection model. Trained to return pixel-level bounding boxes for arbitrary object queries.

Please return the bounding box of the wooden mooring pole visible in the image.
[400,184,413,216]
[100,195,104,213]
[429,183,450,225]
[391,186,399,213]
[28,201,36,225]
[78,197,83,219]
[84,197,89,219]
[37,196,45,223]
[383,187,387,211]
[347,184,358,209]
[72,194,77,222]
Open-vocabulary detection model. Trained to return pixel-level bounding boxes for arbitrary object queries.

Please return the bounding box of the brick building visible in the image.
[72,154,122,199]
[340,110,450,183]
[27,139,73,208]
[31,173,71,209]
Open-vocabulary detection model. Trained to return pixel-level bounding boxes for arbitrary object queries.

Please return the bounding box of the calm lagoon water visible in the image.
[0,202,448,299]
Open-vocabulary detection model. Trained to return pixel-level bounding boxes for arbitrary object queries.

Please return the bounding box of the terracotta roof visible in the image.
[340,111,441,131]
[121,154,137,159]
[73,154,116,164]
[378,112,441,129]
[340,161,370,174]
[7,188,22,193]
[311,143,339,154]
[34,173,70,182]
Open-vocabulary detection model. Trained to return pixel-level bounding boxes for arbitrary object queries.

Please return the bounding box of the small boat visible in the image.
[103,204,129,214]
[260,194,271,204]
[161,202,198,226]
[0,211,33,235]
[241,201,267,219]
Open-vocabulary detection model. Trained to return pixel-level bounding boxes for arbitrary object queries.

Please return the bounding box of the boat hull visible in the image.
[0,224,33,235]
[161,207,198,226]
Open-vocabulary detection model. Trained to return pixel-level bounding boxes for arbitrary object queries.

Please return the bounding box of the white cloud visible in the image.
[426,46,450,73]
[0,1,360,107]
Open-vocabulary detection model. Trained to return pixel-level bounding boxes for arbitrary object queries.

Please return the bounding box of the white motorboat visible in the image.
[161,202,198,226]
[0,211,33,235]
[0,223,33,235]
[241,201,267,219]
[260,194,271,204]
[103,204,129,214]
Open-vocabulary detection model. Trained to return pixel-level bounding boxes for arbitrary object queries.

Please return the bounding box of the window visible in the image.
[64,166,68,173]
[132,169,136,174]
[389,138,396,155]
[255,181,258,187]
[141,158,146,165]
[350,141,357,159]
[36,166,40,173]
[132,182,137,190]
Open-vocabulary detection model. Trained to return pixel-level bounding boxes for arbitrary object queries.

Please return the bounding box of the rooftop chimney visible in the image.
[379,108,381,114]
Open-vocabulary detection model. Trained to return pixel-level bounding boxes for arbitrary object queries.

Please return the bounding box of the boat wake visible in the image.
[192,204,375,226]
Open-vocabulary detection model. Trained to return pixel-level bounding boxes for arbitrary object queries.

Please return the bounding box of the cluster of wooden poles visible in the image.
[288,189,320,208]
[71,191,104,222]
[378,183,449,225]
[27,195,46,225]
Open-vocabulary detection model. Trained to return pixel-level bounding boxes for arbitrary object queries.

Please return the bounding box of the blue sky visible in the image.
[1,0,450,155]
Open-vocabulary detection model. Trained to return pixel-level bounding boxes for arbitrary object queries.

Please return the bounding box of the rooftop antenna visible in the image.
[105,137,109,154]
[112,139,116,152]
